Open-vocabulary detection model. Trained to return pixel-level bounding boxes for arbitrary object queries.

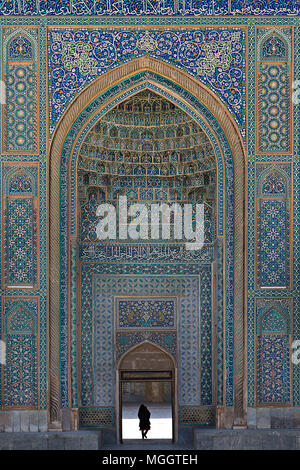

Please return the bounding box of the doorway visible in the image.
[118,342,176,443]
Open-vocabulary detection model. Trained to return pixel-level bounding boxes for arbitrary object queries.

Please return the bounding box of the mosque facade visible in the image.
[0,0,299,440]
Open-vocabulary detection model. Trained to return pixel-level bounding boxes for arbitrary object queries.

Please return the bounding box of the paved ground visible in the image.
[122,403,172,440]
[102,427,194,450]
[104,441,192,450]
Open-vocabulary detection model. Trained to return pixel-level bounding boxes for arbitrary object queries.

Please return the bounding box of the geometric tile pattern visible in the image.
[200,267,213,405]
[93,290,114,406]
[2,28,38,153]
[79,407,115,428]
[2,165,38,288]
[0,160,46,412]
[256,163,291,290]
[292,159,300,405]
[258,63,291,153]
[4,334,38,407]
[79,269,212,409]
[4,198,37,286]
[256,298,291,405]
[257,199,290,288]
[255,298,291,405]
[2,298,38,408]
[216,239,223,406]
[256,28,292,154]
[179,406,215,426]
[4,64,37,152]
[80,195,99,242]
[257,334,290,404]
[70,242,78,408]
[247,21,297,409]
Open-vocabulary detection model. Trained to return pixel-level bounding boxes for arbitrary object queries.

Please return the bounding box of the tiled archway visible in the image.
[49,57,246,429]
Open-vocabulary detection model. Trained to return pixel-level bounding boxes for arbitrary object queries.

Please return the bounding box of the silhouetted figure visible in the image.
[138,404,151,439]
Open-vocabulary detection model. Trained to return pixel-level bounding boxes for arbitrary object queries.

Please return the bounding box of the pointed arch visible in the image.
[118,340,176,371]
[256,301,291,405]
[49,57,247,427]
[7,306,35,334]
[257,165,291,197]
[3,28,38,62]
[5,167,35,196]
[257,304,291,336]
[257,28,291,62]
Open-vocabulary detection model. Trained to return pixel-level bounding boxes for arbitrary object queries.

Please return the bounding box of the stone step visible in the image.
[2,429,300,450]
[194,429,300,450]
[0,431,102,450]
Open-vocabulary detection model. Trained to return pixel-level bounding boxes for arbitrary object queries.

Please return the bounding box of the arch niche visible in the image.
[48,57,247,430]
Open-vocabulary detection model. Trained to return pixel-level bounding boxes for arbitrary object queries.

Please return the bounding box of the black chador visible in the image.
[138,404,151,439]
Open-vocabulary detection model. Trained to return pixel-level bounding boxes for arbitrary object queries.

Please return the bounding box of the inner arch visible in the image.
[119,341,175,371]
[78,90,217,244]
[77,91,218,427]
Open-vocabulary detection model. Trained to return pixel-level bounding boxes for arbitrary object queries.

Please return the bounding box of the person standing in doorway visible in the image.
[138,404,151,439]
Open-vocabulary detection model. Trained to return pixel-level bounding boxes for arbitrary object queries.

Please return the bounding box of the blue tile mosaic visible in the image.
[0,9,298,427]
